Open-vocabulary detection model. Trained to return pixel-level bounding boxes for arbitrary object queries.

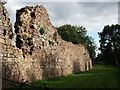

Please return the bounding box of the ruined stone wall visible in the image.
[1,5,92,85]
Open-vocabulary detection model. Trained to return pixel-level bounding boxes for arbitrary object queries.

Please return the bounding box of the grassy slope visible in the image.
[7,65,120,89]
[32,65,120,88]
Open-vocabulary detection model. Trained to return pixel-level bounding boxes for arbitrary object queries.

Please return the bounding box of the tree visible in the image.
[98,24,120,66]
[57,24,87,44]
[85,36,96,61]
[57,24,79,44]
[56,24,96,61]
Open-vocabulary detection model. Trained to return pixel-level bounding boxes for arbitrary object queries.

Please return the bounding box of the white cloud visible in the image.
[48,2,118,32]
[5,0,25,23]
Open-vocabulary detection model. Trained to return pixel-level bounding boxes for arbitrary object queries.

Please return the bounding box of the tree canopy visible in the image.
[98,24,120,66]
[56,24,96,60]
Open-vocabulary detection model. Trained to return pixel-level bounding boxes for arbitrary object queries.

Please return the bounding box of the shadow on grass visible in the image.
[116,67,120,88]
[33,65,120,88]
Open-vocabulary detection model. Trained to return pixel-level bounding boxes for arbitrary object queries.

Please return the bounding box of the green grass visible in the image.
[6,65,120,89]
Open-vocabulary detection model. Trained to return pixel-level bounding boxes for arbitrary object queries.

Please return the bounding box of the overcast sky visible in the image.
[5,0,119,53]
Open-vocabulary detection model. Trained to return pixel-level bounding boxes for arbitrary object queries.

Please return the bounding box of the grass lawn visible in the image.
[5,65,120,89]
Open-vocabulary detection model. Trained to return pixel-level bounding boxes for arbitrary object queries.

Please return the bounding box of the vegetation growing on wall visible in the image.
[48,40,54,46]
[39,28,45,35]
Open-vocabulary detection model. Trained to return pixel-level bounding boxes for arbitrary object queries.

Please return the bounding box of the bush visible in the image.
[39,28,45,35]
[49,40,54,46]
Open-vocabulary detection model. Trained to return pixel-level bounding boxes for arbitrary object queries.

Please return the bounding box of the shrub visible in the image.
[49,40,54,46]
[39,28,45,35]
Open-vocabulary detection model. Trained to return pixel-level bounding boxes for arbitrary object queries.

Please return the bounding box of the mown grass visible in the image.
[5,65,120,89]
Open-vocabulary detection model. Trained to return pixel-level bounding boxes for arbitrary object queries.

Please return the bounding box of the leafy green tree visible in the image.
[85,36,96,60]
[57,25,78,44]
[56,24,96,60]
[98,24,120,66]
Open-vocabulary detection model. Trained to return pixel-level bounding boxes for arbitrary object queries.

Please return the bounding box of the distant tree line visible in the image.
[96,24,120,66]
[56,24,96,61]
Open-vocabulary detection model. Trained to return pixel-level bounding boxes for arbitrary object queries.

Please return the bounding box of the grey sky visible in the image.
[5,0,119,52]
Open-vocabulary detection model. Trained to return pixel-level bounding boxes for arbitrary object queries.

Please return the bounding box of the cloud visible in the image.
[46,2,118,31]
[5,2,118,29]
[5,0,26,23]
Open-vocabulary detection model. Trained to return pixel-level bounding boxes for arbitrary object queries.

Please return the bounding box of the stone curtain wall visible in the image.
[1,5,92,87]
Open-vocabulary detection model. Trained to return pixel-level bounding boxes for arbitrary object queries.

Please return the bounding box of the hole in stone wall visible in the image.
[24,29,26,32]
[42,42,44,46]
[73,62,80,73]
[16,39,23,49]
[27,38,33,46]
[3,29,6,36]
[24,10,28,15]
[34,8,36,11]
[15,26,19,33]
[23,54,25,58]
[9,33,14,39]
[84,53,86,55]
[18,21,22,26]
[29,51,32,55]
[22,48,26,58]
[30,12,36,18]
[3,11,6,16]
[17,35,21,39]
[16,35,23,49]
[30,25,35,29]
[29,46,34,55]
